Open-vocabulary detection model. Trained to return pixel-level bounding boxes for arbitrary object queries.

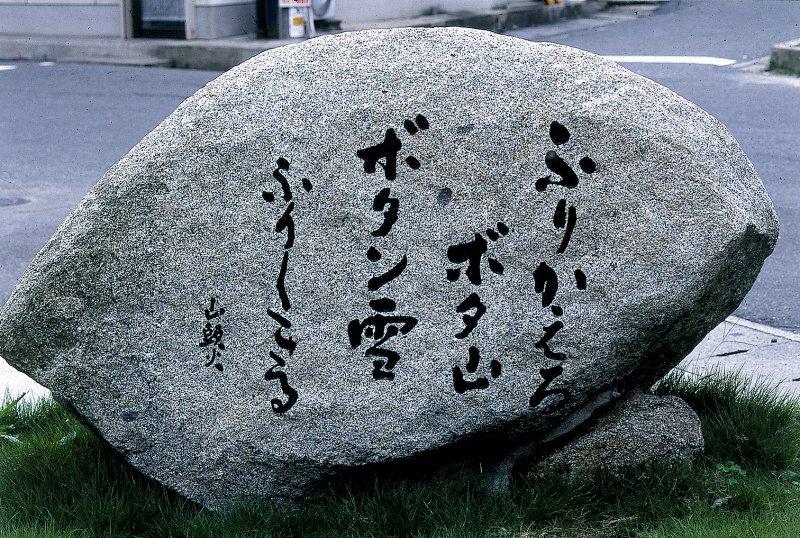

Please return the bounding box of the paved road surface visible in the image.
[1,0,799,331]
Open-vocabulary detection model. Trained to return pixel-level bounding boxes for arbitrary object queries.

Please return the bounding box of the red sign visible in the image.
[279,0,311,6]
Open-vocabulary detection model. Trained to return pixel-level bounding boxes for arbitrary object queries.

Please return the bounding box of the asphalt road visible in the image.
[1,0,799,330]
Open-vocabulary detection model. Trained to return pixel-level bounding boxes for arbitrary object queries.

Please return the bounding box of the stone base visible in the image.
[378,388,703,495]
[534,389,704,477]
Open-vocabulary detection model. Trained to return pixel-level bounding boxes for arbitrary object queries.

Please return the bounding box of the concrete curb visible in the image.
[728,315,800,343]
[769,38,800,75]
[0,35,299,72]
[606,0,669,4]
[0,0,607,72]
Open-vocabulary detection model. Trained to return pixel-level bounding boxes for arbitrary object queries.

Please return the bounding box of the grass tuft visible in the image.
[655,366,800,469]
[1,368,800,536]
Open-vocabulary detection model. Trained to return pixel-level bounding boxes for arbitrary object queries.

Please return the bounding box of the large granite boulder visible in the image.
[0,28,778,508]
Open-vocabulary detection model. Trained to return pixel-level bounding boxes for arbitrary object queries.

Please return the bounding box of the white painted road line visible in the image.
[603,55,737,66]
[0,65,17,72]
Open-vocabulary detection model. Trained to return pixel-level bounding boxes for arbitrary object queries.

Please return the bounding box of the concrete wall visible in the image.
[0,0,507,39]
[194,0,257,39]
[334,0,507,23]
[0,1,120,37]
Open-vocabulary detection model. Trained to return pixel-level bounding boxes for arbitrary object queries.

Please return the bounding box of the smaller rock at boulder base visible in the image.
[536,389,704,476]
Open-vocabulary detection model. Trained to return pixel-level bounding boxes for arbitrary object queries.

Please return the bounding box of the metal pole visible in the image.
[306,6,316,37]
[184,0,197,40]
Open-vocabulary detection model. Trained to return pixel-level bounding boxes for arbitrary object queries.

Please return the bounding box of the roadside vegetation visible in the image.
[2,368,800,537]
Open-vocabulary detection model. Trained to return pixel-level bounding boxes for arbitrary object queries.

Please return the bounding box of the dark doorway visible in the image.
[132,0,186,38]
[257,0,280,38]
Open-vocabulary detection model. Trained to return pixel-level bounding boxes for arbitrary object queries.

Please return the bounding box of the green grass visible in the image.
[655,369,800,469]
[767,60,800,78]
[2,368,800,537]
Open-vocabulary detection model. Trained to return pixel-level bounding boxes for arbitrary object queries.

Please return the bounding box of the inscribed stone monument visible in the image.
[0,28,778,508]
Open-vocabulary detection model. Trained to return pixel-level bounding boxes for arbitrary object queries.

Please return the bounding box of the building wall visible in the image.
[333,0,506,23]
[0,0,507,39]
[194,0,257,39]
[0,0,120,37]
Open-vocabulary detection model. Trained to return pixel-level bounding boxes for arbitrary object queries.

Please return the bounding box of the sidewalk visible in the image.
[0,0,607,72]
[1,357,48,402]
[678,317,800,397]
[4,316,800,403]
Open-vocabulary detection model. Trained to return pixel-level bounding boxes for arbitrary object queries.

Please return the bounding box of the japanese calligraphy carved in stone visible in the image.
[0,28,778,508]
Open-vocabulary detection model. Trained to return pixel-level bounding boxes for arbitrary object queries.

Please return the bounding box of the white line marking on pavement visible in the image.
[728,315,800,343]
[603,55,737,66]
[39,61,55,67]
[0,65,17,71]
